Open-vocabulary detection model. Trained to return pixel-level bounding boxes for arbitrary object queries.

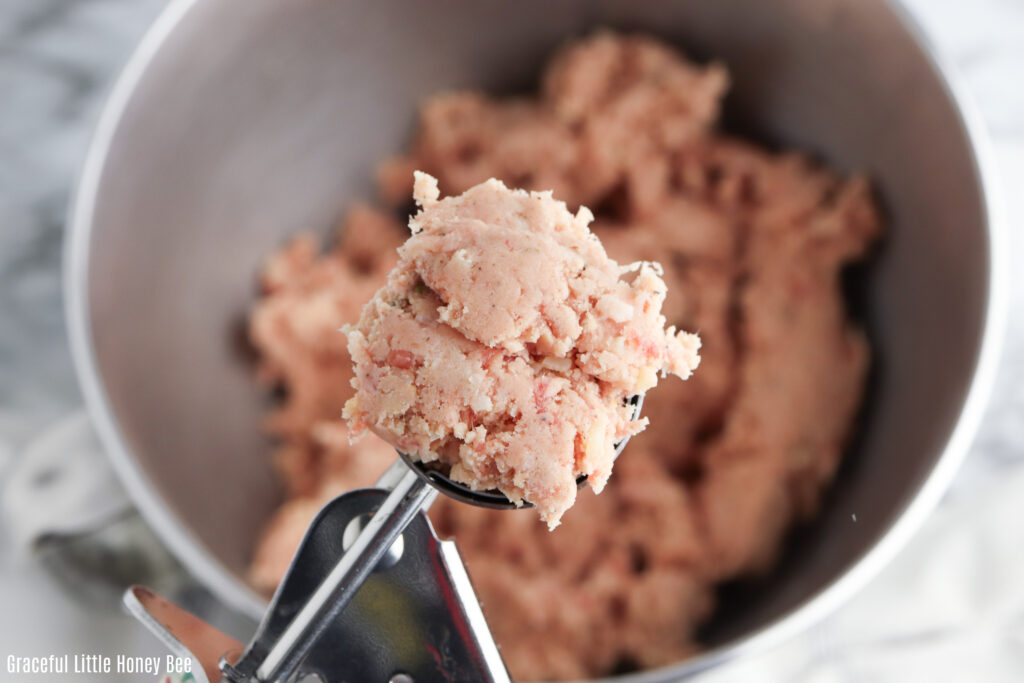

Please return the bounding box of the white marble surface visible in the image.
[1,2,171,681]
[0,0,1022,681]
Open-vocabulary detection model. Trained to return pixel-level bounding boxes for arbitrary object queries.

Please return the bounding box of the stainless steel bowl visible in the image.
[66,0,1006,680]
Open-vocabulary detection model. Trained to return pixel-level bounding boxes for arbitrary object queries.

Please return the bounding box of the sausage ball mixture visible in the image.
[343,173,699,528]
[249,33,881,681]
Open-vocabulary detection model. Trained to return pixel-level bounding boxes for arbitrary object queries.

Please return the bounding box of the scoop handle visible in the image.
[226,461,438,682]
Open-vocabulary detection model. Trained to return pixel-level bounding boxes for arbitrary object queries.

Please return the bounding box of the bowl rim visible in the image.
[63,0,1008,680]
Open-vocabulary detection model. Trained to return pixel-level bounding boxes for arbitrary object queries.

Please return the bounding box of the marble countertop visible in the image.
[1,0,1022,681]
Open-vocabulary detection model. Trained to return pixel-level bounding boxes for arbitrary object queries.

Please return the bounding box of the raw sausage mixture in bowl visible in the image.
[247,34,880,682]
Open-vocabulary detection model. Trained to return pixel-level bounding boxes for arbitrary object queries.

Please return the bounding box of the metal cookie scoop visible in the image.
[128,396,643,682]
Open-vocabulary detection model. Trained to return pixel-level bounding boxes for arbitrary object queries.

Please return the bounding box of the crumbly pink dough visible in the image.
[343,173,699,528]
[250,33,881,681]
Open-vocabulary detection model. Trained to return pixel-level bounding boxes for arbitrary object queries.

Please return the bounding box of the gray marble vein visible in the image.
[0,1,165,461]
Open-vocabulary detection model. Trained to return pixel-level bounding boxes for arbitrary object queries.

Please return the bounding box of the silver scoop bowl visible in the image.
[399,394,644,509]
